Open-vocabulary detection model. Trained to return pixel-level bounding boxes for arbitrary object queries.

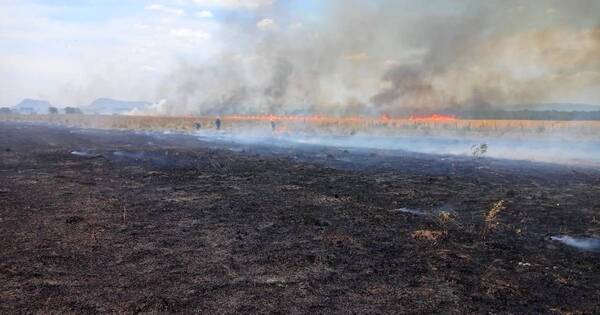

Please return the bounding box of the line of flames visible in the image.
[222,114,457,124]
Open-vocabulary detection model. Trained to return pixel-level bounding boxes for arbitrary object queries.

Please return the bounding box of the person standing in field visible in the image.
[215,117,221,130]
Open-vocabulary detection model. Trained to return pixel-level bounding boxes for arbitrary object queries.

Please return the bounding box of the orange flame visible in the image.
[408,114,457,122]
[223,113,457,124]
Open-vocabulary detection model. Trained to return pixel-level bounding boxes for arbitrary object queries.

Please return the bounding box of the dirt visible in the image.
[1,121,599,313]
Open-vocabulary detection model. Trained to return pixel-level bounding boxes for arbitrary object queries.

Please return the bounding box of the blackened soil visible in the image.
[1,122,600,313]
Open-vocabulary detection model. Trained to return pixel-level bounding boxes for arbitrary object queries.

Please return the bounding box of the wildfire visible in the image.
[225,114,365,123]
[409,114,457,122]
[223,113,457,124]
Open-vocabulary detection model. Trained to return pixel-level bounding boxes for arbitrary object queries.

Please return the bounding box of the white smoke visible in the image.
[131,0,600,116]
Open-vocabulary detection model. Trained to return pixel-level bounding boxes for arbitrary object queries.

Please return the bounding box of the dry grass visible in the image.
[433,211,463,231]
[482,200,506,238]
[2,113,600,138]
[436,211,454,224]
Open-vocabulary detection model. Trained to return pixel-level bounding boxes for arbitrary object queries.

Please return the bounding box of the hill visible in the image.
[85,98,150,115]
[13,99,53,114]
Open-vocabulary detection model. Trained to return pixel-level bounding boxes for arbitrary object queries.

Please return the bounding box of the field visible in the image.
[2,113,600,138]
[1,121,599,313]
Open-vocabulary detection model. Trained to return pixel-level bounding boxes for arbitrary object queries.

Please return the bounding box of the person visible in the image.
[270,120,276,132]
[194,122,202,130]
[215,117,221,130]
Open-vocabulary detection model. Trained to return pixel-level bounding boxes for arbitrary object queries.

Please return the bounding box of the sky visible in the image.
[0,0,308,107]
[0,0,599,114]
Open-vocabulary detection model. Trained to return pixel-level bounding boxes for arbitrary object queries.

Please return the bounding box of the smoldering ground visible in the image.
[189,127,600,166]
[142,0,600,116]
[2,121,600,313]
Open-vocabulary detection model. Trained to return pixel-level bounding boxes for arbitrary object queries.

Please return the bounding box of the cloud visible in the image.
[170,28,211,41]
[134,23,152,30]
[256,18,275,31]
[195,10,214,18]
[192,0,275,9]
[145,4,185,16]
[142,65,160,73]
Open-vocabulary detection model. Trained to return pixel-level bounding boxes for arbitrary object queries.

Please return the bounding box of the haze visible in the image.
[1,0,599,115]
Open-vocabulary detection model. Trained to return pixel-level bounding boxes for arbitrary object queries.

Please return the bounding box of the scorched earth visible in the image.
[1,122,599,313]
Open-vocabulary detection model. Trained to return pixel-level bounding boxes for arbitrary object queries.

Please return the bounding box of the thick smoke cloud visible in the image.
[147,0,600,116]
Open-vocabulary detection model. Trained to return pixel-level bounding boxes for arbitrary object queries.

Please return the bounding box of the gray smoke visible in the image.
[145,0,600,116]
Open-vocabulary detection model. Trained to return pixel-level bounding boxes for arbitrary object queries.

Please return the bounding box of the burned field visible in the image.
[1,122,600,313]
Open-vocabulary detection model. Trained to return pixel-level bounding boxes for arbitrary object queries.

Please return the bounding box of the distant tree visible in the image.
[64,107,83,115]
[0,107,12,114]
[448,109,600,121]
[48,107,59,114]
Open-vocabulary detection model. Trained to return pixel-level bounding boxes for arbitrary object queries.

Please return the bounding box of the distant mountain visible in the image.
[13,99,53,114]
[511,103,600,112]
[85,98,151,115]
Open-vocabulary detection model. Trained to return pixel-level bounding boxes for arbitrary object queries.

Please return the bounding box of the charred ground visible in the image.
[1,122,599,313]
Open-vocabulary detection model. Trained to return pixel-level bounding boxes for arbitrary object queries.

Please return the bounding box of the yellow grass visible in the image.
[482,200,506,238]
[1,113,600,138]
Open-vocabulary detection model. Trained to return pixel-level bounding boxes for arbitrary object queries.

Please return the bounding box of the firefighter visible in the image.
[215,117,221,130]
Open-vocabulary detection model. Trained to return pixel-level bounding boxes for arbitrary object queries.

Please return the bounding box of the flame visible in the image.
[223,113,457,124]
[409,114,457,122]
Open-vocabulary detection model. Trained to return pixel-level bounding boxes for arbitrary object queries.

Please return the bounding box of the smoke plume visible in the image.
[146,0,600,116]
